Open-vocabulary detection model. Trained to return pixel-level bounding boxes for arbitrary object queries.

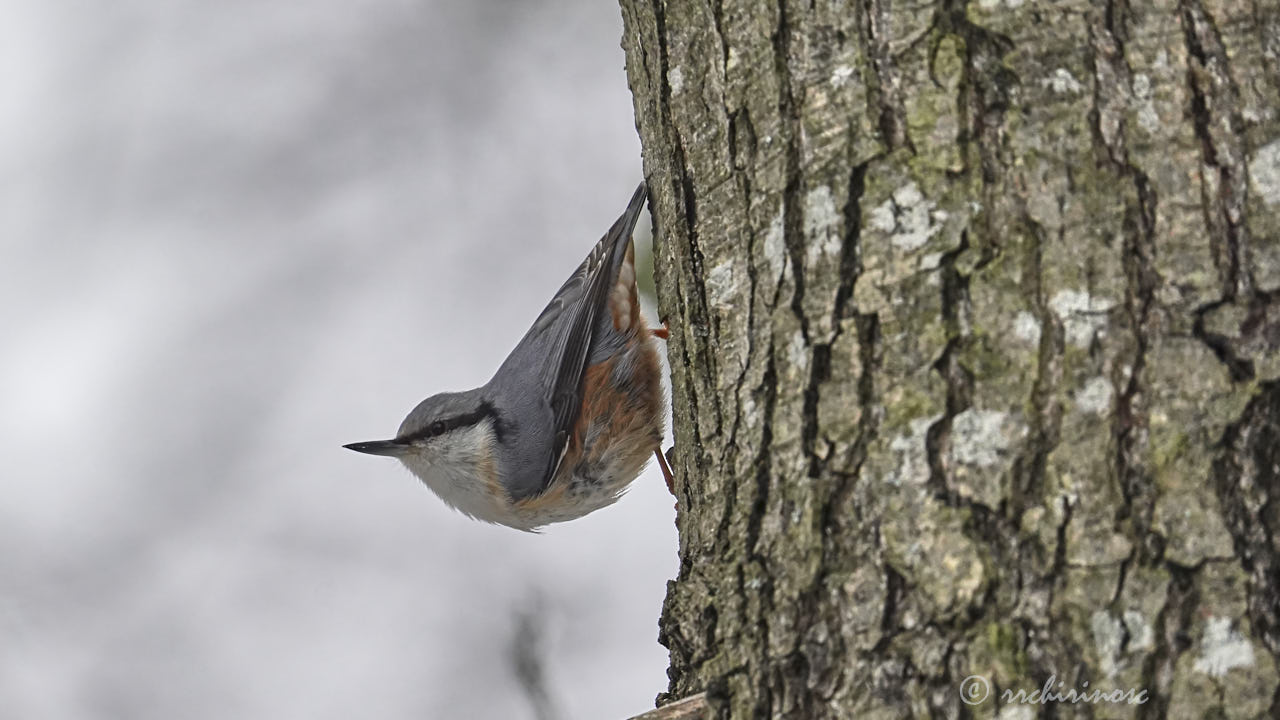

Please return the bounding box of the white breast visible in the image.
[396,419,525,528]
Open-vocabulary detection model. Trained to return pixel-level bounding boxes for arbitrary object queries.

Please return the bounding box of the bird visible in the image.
[344,183,671,531]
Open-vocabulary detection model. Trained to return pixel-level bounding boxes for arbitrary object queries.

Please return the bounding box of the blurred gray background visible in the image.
[0,1,677,718]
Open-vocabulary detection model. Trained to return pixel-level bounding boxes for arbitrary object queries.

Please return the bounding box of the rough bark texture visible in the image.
[620,0,1280,718]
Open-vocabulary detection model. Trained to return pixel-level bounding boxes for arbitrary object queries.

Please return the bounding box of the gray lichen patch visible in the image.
[1247,140,1280,206]
[1072,376,1113,415]
[761,203,788,292]
[1153,488,1236,566]
[704,259,739,309]
[1012,311,1041,346]
[1095,564,1173,699]
[950,409,1026,468]
[1168,612,1279,720]
[1246,138,1280,292]
[882,498,987,619]
[886,415,941,487]
[1115,563,1171,643]
[1193,616,1255,678]
[1122,609,1155,652]
[1090,609,1125,678]
[1048,289,1115,348]
[948,409,1027,508]
[996,706,1034,720]
[1041,67,1085,95]
[1157,561,1280,720]
[1131,71,1162,133]
[1169,651,1280,720]
[868,181,945,252]
[803,185,842,259]
[799,183,849,341]
[854,152,973,315]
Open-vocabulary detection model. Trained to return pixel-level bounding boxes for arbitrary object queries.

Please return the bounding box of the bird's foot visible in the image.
[654,446,675,496]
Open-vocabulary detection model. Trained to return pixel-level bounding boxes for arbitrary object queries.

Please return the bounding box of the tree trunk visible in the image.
[619,0,1280,717]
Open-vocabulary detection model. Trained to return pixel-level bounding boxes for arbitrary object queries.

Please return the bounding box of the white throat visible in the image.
[396,419,512,525]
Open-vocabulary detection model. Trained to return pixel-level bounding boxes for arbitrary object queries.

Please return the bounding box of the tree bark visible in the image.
[620,0,1280,718]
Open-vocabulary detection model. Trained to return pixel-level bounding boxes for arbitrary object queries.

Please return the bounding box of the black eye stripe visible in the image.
[401,401,507,443]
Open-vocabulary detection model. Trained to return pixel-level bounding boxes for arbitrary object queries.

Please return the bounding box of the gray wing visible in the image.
[540,183,648,485]
[495,182,648,498]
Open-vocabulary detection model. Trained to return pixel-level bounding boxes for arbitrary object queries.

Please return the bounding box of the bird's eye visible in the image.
[429,421,446,436]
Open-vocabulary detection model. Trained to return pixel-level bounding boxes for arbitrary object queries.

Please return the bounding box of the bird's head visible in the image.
[345,390,506,509]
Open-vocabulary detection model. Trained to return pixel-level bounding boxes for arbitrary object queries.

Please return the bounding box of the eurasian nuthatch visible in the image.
[345,183,669,531]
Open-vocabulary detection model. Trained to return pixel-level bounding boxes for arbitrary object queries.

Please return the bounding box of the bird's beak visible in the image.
[343,439,408,457]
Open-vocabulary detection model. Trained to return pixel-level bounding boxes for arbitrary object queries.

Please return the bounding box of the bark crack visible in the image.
[925,234,974,505]
[859,0,912,149]
[1010,216,1064,515]
[775,0,812,353]
[1179,0,1254,300]
[1213,381,1280,660]
[1192,299,1256,382]
[622,0,1279,713]
[745,350,778,561]
[945,0,1016,187]
[1088,0,1163,557]
[1139,565,1198,720]
[651,0,729,511]
[801,162,871,476]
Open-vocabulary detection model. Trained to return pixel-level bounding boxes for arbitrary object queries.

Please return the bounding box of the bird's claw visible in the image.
[654,447,675,496]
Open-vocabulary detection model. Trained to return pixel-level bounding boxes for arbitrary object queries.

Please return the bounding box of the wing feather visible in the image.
[538,183,648,485]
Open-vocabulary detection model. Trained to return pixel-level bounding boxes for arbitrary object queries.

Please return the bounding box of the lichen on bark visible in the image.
[620,0,1280,717]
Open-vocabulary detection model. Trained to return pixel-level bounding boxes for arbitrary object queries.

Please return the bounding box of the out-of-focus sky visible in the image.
[0,1,677,718]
